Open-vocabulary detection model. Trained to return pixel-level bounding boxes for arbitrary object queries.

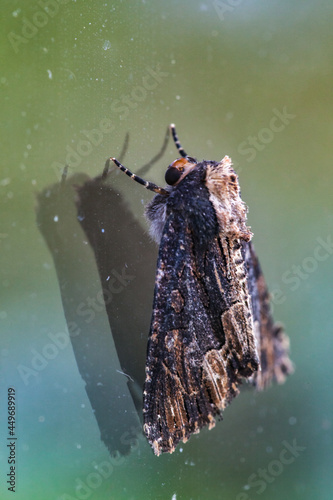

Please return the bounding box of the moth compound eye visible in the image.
[165,166,182,185]
[165,158,188,185]
[165,157,198,186]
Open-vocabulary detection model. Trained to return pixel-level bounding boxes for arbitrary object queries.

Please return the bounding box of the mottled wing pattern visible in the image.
[244,242,294,389]
[143,210,259,455]
[142,156,292,455]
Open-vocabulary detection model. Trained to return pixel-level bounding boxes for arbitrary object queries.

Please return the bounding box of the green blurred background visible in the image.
[1,0,333,499]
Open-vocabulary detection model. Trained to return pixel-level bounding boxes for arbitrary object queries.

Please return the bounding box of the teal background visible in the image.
[1,0,333,499]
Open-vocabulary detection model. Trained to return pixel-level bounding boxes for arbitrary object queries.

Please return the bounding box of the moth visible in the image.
[110,125,293,456]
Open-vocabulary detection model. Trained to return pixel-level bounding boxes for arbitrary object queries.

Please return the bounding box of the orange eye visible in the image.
[164,157,198,186]
[165,158,188,186]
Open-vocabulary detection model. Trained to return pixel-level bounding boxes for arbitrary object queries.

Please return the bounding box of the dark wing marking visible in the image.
[143,211,259,455]
[244,242,294,389]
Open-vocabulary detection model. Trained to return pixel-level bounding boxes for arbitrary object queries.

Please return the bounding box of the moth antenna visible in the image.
[110,157,169,196]
[170,123,187,158]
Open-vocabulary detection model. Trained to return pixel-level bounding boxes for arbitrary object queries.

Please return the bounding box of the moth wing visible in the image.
[245,242,294,389]
[204,159,293,389]
[143,212,259,456]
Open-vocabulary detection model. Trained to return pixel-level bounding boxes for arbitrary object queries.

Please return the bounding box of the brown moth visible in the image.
[110,125,293,455]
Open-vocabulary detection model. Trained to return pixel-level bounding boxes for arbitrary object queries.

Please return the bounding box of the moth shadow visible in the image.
[36,169,157,456]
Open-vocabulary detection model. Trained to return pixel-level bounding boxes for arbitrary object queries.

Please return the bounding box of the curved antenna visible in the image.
[110,158,169,196]
[170,123,187,158]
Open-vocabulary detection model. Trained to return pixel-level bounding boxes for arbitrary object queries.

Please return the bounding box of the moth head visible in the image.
[165,156,197,186]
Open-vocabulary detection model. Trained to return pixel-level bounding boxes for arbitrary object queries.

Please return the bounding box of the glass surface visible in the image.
[1,1,332,499]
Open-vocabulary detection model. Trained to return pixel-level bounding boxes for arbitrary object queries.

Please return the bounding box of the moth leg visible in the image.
[170,123,187,158]
[110,157,169,195]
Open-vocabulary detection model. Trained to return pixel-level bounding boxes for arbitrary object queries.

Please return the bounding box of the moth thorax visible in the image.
[206,158,252,241]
